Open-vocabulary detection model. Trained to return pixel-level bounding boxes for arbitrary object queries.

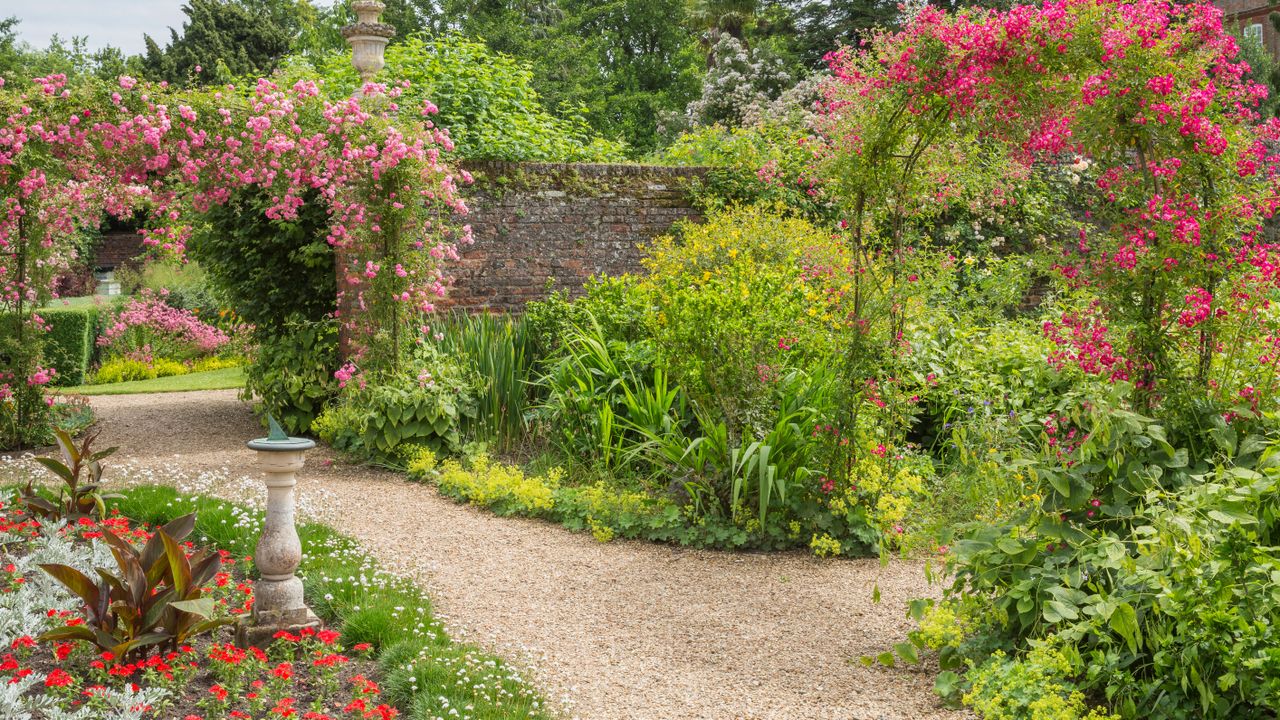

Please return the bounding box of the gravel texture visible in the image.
[57,390,968,720]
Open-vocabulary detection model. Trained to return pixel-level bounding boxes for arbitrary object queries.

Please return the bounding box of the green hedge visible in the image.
[39,306,103,386]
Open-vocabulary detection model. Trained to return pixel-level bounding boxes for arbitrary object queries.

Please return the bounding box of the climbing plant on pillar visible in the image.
[152,79,471,378]
[0,74,155,448]
[810,5,1052,479]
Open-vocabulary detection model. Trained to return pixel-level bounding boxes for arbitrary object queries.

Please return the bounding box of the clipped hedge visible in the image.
[39,305,103,386]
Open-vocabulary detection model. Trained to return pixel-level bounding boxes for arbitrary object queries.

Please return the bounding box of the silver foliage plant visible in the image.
[0,509,172,719]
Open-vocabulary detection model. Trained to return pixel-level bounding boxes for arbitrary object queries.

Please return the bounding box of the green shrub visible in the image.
[190,189,335,333]
[932,415,1280,720]
[524,275,651,360]
[656,123,835,222]
[314,352,478,465]
[641,206,851,433]
[39,305,103,386]
[244,319,340,435]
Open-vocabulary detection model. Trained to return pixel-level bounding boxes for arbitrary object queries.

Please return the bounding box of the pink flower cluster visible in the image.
[817,0,1280,402]
[98,292,228,357]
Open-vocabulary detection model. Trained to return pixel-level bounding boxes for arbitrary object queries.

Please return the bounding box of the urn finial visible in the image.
[341,1,395,89]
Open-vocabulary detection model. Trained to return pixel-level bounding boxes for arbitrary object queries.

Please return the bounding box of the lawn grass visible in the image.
[59,366,246,395]
[42,295,124,310]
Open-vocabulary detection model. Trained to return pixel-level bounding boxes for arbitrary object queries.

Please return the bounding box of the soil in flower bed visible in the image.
[0,500,401,720]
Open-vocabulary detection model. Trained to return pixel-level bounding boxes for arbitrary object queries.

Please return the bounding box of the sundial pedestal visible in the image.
[236,418,321,648]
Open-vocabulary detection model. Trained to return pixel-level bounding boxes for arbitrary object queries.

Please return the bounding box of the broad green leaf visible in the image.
[934,671,961,699]
[1109,602,1141,654]
[894,642,919,665]
[171,597,217,618]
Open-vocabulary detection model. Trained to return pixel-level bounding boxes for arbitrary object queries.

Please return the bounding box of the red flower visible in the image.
[44,668,74,688]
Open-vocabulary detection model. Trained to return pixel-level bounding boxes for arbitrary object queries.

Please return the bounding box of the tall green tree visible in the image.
[299,0,446,58]
[688,0,759,43]
[142,0,315,84]
[571,0,702,152]
[774,0,897,68]
[0,17,141,85]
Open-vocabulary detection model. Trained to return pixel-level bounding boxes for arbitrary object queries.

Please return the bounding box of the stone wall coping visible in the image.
[460,160,711,178]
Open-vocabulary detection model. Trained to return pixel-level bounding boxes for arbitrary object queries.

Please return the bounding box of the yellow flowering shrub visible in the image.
[190,356,242,372]
[435,455,561,516]
[93,356,190,384]
[404,446,438,477]
[917,600,975,651]
[639,206,854,426]
[588,519,616,543]
[809,533,842,557]
[827,454,929,545]
[964,636,1120,720]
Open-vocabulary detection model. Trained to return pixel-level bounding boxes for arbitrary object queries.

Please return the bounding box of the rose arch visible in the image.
[0,72,468,445]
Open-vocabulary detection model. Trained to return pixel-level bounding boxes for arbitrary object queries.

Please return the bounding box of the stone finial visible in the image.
[341,0,395,88]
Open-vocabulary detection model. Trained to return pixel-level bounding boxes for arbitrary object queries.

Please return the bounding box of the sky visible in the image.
[6,1,190,55]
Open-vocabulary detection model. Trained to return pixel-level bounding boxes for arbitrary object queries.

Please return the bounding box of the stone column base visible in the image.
[235,606,322,648]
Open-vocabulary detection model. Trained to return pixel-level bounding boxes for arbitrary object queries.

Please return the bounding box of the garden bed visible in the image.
[0,484,550,720]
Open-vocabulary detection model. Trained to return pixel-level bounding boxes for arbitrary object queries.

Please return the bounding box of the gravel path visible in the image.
[73,390,966,720]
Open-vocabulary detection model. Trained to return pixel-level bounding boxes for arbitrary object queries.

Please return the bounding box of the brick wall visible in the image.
[444,161,708,312]
[94,230,145,270]
[1217,1,1280,59]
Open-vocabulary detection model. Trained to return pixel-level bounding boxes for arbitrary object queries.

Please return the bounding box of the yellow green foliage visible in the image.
[93,357,189,384]
[917,600,976,651]
[436,455,561,516]
[404,446,438,477]
[588,519,615,543]
[964,636,1120,720]
[809,533,842,557]
[827,455,928,543]
[189,356,243,373]
[639,206,854,422]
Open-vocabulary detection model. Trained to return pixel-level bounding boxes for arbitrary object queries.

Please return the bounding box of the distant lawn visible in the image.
[60,367,246,396]
[43,295,124,310]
